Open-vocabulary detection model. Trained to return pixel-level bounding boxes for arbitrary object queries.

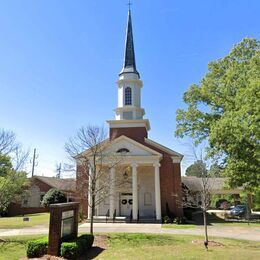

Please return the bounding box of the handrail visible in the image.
[130,209,133,223]
[106,209,110,223]
[113,209,116,223]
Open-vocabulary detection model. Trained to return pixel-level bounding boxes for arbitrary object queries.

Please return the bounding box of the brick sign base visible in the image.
[48,202,79,256]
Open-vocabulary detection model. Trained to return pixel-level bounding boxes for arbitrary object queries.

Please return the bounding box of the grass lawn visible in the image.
[1,233,260,260]
[211,222,260,228]
[0,213,49,229]
[162,224,196,229]
[0,235,45,260]
[99,233,260,260]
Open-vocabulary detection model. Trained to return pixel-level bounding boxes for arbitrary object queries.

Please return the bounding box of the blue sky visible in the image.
[0,0,259,177]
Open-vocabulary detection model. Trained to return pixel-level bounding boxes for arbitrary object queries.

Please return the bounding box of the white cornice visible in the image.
[171,157,182,163]
[107,119,151,131]
[117,79,143,87]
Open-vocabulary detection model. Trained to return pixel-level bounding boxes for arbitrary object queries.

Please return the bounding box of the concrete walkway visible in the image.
[0,223,260,242]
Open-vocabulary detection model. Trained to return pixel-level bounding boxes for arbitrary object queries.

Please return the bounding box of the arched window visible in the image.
[116,148,130,153]
[125,87,132,105]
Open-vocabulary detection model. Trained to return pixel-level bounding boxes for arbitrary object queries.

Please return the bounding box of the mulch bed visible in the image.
[192,240,225,247]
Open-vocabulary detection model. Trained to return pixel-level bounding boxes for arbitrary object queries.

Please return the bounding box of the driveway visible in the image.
[0,223,259,242]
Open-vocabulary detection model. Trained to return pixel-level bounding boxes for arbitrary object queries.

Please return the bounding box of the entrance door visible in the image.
[120,193,132,216]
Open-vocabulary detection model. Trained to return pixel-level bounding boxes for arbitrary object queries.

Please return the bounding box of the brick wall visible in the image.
[7,203,49,216]
[75,165,89,216]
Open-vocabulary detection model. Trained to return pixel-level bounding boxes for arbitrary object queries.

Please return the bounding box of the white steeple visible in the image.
[114,10,145,121]
[108,9,150,131]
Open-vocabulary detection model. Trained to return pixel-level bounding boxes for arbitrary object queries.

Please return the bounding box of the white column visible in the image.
[109,167,115,218]
[132,163,138,220]
[87,167,92,219]
[154,162,161,220]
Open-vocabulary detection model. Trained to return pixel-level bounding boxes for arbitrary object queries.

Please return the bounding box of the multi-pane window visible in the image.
[125,87,132,105]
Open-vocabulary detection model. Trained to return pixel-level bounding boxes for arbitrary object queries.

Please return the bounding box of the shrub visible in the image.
[78,234,94,249]
[163,215,173,224]
[41,188,67,207]
[27,237,48,258]
[60,241,82,259]
[60,234,94,259]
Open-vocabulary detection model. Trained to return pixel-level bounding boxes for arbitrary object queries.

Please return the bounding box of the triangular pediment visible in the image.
[106,135,162,157]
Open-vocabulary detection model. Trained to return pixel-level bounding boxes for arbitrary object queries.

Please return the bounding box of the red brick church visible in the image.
[76,9,183,221]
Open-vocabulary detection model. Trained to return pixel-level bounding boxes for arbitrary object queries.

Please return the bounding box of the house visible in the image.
[181,176,244,207]
[76,10,183,222]
[7,176,76,216]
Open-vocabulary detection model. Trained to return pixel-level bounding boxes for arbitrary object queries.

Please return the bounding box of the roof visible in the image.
[32,176,76,192]
[181,177,242,194]
[119,9,139,77]
[145,138,184,158]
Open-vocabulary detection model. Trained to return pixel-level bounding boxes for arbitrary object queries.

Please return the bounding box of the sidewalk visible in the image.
[0,223,259,242]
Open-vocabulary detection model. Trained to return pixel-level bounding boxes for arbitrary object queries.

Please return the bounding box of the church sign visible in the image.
[61,210,74,238]
[48,202,79,256]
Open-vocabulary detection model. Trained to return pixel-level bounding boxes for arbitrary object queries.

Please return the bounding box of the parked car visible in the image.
[230,205,246,217]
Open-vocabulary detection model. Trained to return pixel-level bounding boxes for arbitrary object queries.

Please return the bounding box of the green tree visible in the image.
[175,38,260,191]
[0,154,28,213]
[185,160,206,177]
[41,188,67,207]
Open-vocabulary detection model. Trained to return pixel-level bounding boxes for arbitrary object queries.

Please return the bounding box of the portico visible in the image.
[106,161,161,221]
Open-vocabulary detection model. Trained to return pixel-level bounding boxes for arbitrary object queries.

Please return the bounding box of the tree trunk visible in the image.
[203,209,208,250]
[90,195,96,234]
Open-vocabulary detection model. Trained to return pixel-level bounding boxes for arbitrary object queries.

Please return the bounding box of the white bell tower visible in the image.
[108,9,150,131]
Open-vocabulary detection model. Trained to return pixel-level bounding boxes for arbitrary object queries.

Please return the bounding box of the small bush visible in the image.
[27,237,48,258]
[78,234,94,249]
[41,188,67,207]
[60,241,83,259]
[60,234,94,259]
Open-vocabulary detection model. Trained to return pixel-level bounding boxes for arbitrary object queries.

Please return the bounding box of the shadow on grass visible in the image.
[78,246,105,260]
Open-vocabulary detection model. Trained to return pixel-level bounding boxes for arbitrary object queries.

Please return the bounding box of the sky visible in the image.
[0,0,259,177]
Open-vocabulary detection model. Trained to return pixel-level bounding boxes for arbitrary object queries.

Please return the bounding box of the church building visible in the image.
[76,10,183,221]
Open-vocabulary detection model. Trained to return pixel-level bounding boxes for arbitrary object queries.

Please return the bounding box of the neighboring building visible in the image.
[8,176,76,216]
[76,10,183,222]
[181,176,243,206]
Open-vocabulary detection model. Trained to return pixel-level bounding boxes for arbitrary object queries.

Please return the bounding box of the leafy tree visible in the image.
[0,154,28,213]
[41,188,67,207]
[208,163,223,177]
[176,38,260,191]
[185,160,206,177]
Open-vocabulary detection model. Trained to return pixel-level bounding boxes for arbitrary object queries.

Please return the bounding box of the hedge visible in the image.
[27,237,48,258]
[60,234,94,259]
[26,234,94,259]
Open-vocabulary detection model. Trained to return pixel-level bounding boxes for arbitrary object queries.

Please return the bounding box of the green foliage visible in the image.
[185,160,207,177]
[60,241,82,259]
[175,38,260,190]
[27,237,48,258]
[78,234,94,250]
[253,189,260,210]
[60,234,94,259]
[0,154,12,177]
[41,188,67,207]
[0,153,28,213]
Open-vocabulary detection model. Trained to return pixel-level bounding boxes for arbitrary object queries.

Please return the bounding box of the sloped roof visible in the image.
[32,176,76,192]
[181,176,241,193]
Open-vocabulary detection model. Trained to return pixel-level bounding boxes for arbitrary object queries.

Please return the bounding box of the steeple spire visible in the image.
[120,9,140,78]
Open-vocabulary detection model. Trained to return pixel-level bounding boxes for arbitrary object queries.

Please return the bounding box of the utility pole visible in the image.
[56,163,62,178]
[31,148,38,177]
